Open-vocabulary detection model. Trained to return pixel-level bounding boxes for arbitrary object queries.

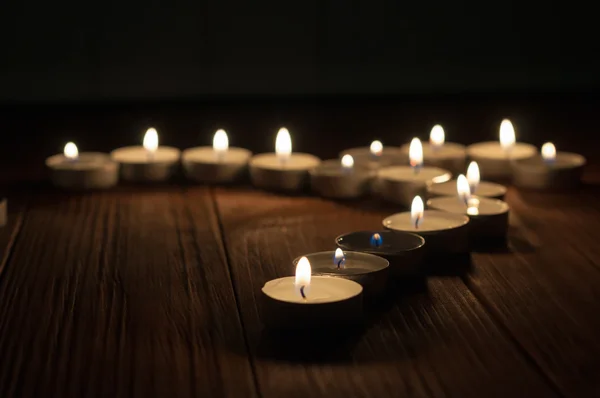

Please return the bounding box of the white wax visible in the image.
[46,153,115,170]
[427,196,509,216]
[383,210,469,232]
[339,147,406,167]
[401,142,466,160]
[111,146,181,164]
[262,276,362,304]
[182,146,251,165]
[467,142,536,160]
[311,160,368,177]
[427,179,507,199]
[515,152,585,170]
[377,166,451,184]
[512,152,586,190]
[250,153,320,170]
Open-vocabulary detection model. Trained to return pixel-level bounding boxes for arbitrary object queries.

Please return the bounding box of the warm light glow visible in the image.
[409,138,423,170]
[341,154,354,169]
[466,161,480,195]
[430,125,445,148]
[334,248,346,268]
[541,142,556,163]
[213,129,229,153]
[275,127,292,163]
[143,128,159,153]
[370,140,383,156]
[499,119,515,152]
[64,142,78,160]
[295,256,311,298]
[411,196,424,228]
[457,174,471,204]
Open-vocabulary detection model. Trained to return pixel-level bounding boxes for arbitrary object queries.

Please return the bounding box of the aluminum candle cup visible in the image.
[46,144,118,190]
[294,250,389,297]
[427,196,509,241]
[261,276,363,330]
[310,159,374,199]
[339,142,406,170]
[428,179,506,199]
[400,142,466,175]
[466,119,536,180]
[182,147,252,184]
[512,145,586,190]
[377,166,451,207]
[111,128,180,182]
[250,153,321,192]
[335,231,426,277]
[383,210,470,254]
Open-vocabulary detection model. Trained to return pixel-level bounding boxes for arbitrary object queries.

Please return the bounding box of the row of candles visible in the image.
[46,120,586,329]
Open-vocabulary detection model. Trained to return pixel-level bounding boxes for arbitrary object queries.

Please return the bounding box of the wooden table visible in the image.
[1,98,600,397]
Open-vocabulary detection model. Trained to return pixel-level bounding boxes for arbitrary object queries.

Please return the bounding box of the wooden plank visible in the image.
[0,194,26,276]
[0,187,256,398]
[465,185,600,397]
[213,187,558,398]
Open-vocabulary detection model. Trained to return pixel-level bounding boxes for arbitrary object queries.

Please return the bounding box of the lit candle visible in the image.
[427,161,507,199]
[310,154,373,199]
[427,174,510,241]
[298,250,389,297]
[250,127,321,192]
[111,127,181,182]
[377,138,452,207]
[260,256,364,329]
[466,119,536,180]
[382,196,470,254]
[336,230,426,277]
[46,142,119,190]
[512,141,586,190]
[182,129,252,184]
[400,125,467,174]
[339,140,405,170]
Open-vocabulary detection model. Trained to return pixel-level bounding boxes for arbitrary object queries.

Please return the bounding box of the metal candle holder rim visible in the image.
[335,230,426,254]
[292,250,389,275]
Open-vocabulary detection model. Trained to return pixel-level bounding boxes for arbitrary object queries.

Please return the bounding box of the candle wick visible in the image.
[300,285,307,299]
[336,258,345,269]
[414,216,421,229]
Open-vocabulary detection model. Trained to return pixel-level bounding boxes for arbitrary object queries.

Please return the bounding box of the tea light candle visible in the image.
[111,128,181,182]
[466,119,536,180]
[182,129,252,184]
[400,125,467,174]
[339,140,406,169]
[427,174,509,240]
[383,196,470,254]
[427,161,507,199]
[250,127,321,192]
[46,142,119,190]
[294,249,389,297]
[261,256,363,329]
[310,155,374,199]
[335,231,426,277]
[512,142,586,190]
[377,138,452,206]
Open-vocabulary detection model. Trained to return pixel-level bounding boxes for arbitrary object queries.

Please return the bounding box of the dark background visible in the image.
[0,0,599,178]
[1,0,599,100]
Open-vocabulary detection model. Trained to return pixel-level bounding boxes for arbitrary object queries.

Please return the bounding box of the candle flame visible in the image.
[143,128,159,153]
[341,154,354,169]
[541,142,556,163]
[457,174,471,205]
[64,142,78,160]
[295,256,311,298]
[213,129,229,153]
[499,119,515,151]
[334,248,346,269]
[275,127,292,163]
[409,138,423,170]
[370,140,383,156]
[370,233,383,247]
[430,125,445,147]
[411,196,424,228]
[466,161,480,195]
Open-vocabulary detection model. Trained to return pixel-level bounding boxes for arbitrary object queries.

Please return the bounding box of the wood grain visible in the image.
[465,185,600,397]
[0,188,256,398]
[213,187,557,398]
